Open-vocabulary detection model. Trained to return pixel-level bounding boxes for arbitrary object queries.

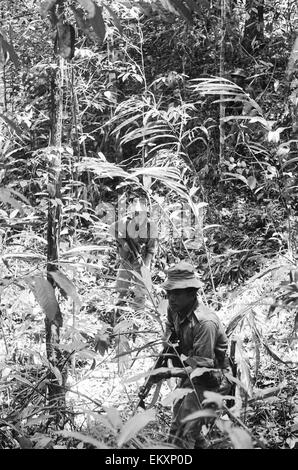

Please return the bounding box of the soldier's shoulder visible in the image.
[193,304,218,322]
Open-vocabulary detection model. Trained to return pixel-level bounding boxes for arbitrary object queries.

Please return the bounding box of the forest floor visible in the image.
[0,252,298,449]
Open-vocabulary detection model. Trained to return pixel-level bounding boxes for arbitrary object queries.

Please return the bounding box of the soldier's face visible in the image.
[167,288,197,313]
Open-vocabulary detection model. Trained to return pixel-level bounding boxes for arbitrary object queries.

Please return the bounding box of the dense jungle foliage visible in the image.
[0,0,298,451]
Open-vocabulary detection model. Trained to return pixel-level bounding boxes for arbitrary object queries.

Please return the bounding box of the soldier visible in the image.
[109,196,158,320]
[157,261,230,448]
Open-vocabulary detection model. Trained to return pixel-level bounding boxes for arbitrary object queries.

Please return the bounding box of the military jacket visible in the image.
[167,301,228,369]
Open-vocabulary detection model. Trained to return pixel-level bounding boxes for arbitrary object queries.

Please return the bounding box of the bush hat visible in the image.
[162,261,202,290]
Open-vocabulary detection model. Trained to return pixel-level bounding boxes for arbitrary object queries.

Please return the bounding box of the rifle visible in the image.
[136,331,178,410]
[226,338,237,408]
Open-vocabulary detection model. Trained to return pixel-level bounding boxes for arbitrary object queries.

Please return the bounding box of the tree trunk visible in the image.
[242,0,264,54]
[45,57,66,419]
[286,29,298,259]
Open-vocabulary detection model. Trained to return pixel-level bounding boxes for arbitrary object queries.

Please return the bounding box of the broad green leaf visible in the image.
[103,407,123,431]
[14,375,34,387]
[0,114,24,137]
[92,414,116,433]
[49,270,82,310]
[125,367,170,384]
[49,365,63,385]
[247,175,257,190]
[190,367,217,379]
[31,435,53,449]
[140,265,152,292]
[162,387,193,406]
[2,253,46,261]
[0,187,23,211]
[228,427,253,449]
[117,409,155,447]
[114,334,131,373]
[8,188,30,205]
[56,431,108,449]
[25,275,61,325]
[223,372,250,394]
[60,245,111,258]
[223,172,248,187]
[103,4,123,34]
[262,341,288,365]
[282,156,298,168]
[157,298,168,316]
[250,381,286,403]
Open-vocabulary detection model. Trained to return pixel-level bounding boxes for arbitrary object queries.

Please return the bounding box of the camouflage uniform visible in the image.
[162,262,229,448]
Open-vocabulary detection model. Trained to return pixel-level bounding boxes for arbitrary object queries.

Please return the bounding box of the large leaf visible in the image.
[60,244,111,258]
[2,253,46,261]
[103,4,123,34]
[49,270,82,310]
[223,172,249,187]
[140,265,152,292]
[190,367,217,379]
[223,372,250,394]
[162,387,193,407]
[125,366,172,384]
[0,114,24,137]
[103,407,123,431]
[77,158,136,181]
[227,427,253,449]
[8,188,30,205]
[25,275,61,325]
[56,431,108,449]
[249,381,287,404]
[0,187,23,211]
[117,409,155,447]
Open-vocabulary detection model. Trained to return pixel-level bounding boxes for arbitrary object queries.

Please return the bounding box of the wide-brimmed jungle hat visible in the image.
[162,261,202,290]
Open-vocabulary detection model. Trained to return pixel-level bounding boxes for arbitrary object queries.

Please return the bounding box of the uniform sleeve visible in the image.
[191,320,218,365]
[214,328,228,368]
